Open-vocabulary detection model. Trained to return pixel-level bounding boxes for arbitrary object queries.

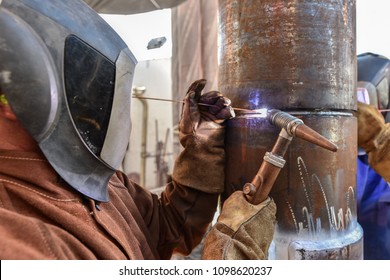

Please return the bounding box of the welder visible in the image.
[356,52,390,259]
[0,0,276,259]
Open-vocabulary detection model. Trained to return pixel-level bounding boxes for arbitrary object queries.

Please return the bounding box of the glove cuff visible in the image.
[172,135,225,193]
[218,193,275,231]
[202,192,277,260]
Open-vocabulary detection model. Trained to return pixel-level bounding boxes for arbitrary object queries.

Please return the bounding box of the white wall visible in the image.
[100,10,172,61]
[101,10,174,190]
[123,58,174,190]
[357,0,390,58]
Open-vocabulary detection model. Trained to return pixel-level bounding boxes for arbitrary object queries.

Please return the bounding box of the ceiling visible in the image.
[84,0,187,14]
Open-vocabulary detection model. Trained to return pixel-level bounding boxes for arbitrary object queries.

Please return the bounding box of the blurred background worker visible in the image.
[0,0,276,260]
[356,52,390,259]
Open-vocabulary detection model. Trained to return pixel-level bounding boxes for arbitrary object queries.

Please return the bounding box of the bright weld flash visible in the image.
[253,108,268,115]
[242,108,268,118]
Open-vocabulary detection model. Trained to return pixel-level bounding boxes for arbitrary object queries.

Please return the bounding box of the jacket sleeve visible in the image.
[158,181,219,258]
[116,172,218,259]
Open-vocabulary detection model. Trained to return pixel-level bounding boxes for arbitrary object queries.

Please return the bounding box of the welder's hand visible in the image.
[202,191,276,260]
[172,79,235,193]
[179,79,235,139]
[357,102,390,182]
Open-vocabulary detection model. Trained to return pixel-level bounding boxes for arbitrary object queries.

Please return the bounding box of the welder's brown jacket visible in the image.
[0,150,218,259]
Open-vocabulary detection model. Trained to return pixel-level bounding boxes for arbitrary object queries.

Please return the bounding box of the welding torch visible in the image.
[243,109,338,205]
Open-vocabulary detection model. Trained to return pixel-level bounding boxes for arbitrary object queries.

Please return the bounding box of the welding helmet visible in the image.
[357,52,390,122]
[0,0,137,201]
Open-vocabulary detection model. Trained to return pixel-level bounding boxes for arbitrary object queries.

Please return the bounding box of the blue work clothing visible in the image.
[357,154,390,260]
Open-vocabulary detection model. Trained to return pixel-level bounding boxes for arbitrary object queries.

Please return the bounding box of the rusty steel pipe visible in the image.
[218,0,356,111]
[219,0,362,259]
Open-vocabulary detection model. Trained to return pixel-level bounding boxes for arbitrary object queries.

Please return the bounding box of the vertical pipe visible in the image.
[219,0,363,259]
[133,87,148,187]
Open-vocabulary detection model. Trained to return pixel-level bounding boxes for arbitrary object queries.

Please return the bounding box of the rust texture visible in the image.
[219,0,361,259]
[218,0,356,110]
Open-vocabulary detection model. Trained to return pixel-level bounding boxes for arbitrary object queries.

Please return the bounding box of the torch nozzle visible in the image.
[268,109,338,152]
[295,124,338,152]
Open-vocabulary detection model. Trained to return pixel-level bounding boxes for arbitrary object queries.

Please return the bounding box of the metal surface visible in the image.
[219,0,360,259]
[224,114,361,259]
[218,0,356,111]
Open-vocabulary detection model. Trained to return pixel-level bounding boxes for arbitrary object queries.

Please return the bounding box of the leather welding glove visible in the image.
[357,101,390,182]
[172,79,235,193]
[202,191,276,260]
